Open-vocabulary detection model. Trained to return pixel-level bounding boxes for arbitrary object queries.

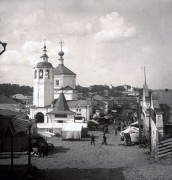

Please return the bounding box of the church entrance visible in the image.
[36,112,44,123]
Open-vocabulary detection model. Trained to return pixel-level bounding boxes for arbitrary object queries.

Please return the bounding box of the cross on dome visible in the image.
[59,40,64,50]
[58,40,64,58]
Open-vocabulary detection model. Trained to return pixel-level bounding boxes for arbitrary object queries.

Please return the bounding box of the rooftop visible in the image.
[152,90,172,124]
[0,95,17,104]
[48,92,74,115]
[54,64,76,75]
[67,100,92,107]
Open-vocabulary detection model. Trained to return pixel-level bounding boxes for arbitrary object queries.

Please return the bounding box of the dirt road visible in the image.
[1,125,172,179]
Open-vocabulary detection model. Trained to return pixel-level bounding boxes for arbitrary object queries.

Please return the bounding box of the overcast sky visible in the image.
[0,0,172,89]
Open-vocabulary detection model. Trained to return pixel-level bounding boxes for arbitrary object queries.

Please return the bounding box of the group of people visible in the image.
[32,142,49,158]
[91,133,107,145]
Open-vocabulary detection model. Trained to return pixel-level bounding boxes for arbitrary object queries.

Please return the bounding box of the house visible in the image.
[142,84,172,155]
[12,94,33,106]
[91,99,106,118]
[92,95,114,114]
[67,99,93,122]
[0,95,19,111]
[150,90,172,138]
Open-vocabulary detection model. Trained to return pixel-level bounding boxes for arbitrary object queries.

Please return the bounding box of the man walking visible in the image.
[102,133,107,145]
[114,124,118,135]
[91,134,95,145]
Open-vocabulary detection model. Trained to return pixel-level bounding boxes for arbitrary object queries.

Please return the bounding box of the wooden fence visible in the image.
[156,138,172,161]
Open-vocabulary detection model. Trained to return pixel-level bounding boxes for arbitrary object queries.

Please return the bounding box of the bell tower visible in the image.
[33,40,54,107]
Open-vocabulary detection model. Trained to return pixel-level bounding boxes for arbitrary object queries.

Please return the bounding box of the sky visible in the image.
[0,0,172,89]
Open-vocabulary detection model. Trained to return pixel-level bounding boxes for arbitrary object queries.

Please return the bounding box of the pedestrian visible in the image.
[45,142,49,156]
[41,143,45,158]
[91,134,95,145]
[38,143,42,157]
[102,133,107,145]
[115,126,118,135]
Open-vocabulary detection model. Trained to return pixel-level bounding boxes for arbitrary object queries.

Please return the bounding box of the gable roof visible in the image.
[91,99,106,106]
[0,109,16,116]
[152,90,172,124]
[47,92,74,115]
[0,115,32,139]
[12,94,31,100]
[67,100,92,107]
[54,64,76,75]
[0,104,16,111]
[0,95,17,104]
[62,86,74,90]
[93,95,106,101]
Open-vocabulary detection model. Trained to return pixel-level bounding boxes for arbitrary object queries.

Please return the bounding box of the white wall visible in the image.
[69,105,92,121]
[54,90,78,100]
[54,74,76,90]
[33,68,54,107]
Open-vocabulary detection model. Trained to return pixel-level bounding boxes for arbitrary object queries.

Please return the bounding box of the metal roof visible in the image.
[0,95,17,104]
[36,62,54,68]
[54,64,76,75]
[48,92,74,115]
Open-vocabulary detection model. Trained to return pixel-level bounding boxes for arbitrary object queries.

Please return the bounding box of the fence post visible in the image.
[155,130,159,162]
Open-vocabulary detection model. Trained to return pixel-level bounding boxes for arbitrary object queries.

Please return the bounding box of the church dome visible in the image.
[58,50,64,57]
[36,62,53,68]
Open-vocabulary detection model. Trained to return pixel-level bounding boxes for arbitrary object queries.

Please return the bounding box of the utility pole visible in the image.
[149,90,152,153]
[144,66,147,85]
[138,94,141,144]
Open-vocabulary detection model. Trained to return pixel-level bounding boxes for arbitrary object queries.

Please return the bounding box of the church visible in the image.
[29,41,92,134]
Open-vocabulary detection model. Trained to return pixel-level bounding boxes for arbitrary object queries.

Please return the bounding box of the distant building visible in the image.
[12,94,33,106]
[92,95,114,114]
[67,100,93,121]
[0,95,24,112]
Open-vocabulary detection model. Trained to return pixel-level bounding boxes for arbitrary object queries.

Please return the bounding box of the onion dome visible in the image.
[58,50,64,57]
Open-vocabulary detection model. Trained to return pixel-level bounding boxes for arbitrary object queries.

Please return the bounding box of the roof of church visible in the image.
[54,64,76,75]
[48,92,74,114]
[62,86,75,90]
[36,62,54,68]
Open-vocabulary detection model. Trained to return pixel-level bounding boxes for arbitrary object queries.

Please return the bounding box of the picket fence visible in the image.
[156,138,172,161]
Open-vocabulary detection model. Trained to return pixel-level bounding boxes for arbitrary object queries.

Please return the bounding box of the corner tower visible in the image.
[33,41,54,107]
[54,40,78,100]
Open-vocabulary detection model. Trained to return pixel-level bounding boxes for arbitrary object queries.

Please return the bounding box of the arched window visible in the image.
[45,70,50,79]
[39,70,43,79]
[34,70,37,79]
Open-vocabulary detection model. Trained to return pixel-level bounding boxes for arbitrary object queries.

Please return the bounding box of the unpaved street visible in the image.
[0,125,172,179]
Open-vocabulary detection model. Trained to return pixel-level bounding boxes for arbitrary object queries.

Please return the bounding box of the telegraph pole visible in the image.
[138,94,141,144]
